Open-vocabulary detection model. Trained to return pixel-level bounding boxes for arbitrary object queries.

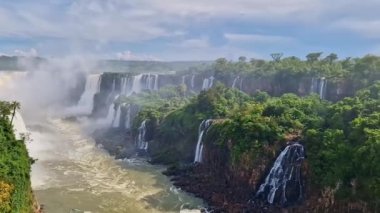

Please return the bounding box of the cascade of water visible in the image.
[319,77,326,99]
[239,78,244,90]
[111,78,116,92]
[105,103,116,125]
[310,77,327,100]
[191,75,195,89]
[202,79,209,90]
[136,120,148,150]
[153,74,159,91]
[202,76,214,90]
[310,77,316,93]
[76,74,101,114]
[182,75,187,85]
[145,74,152,90]
[209,76,215,88]
[256,143,305,205]
[232,76,240,89]
[130,74,143,95]
[125,104,131,129]
[11,110,28,140]
[194,119,213,163]
[112,104,122,128]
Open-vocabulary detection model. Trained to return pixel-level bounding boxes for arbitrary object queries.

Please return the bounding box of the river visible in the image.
[26,118,204,213]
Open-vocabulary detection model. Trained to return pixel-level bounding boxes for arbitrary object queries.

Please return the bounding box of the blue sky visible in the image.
[0,0,379,61]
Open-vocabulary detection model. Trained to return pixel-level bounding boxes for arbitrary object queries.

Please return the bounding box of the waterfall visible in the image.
[144,74,159,91]
[319,77,326,99]
[111,78,116,92]
[191,75,195,89]
[136,120,148,150]
[111,105,122,128]
[125,104,131,129]
[105,103,116,125]
[256,143,305,206]
[120,77,128,95]
[209,76,215,88]
[202,76,214,90]
[310,77,327,99]
[202,79,209,90]
[130,74,143,95]
[153,74,159,91]
[182,75,187,85]
[194,119,213,163]
[232,76,240,89]
[76,74,101,114]
[11,111,28,140]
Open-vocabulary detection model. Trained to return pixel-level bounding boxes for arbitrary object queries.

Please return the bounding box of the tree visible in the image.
[324,53,338,64]
[306,52,323,63]
[270,53,283,62]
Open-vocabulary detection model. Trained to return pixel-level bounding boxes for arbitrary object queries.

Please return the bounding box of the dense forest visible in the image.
[0,102,34,213]
[97,54,380,212]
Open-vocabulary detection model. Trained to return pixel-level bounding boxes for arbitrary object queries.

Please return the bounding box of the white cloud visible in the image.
[177,38,210,48]
[14,48,38,57]
[0,0,379,59]
[332,19,380,39]
[225,33,294,44]
[116,50,159,61]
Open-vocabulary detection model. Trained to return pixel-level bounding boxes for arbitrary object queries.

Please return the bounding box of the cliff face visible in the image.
[91,72,357,120]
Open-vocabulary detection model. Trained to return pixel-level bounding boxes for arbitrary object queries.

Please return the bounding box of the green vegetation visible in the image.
[0,101,33,213]
[130,81,380,209]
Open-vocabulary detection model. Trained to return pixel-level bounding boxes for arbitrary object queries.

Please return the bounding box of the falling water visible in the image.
[232,76,240,89]
[319,77,326,99]
[153,74,159,91]
[310,77,327,99]
[76,74,101,114]
[201,77,214,90]
[182,75,187,85]
[191,75,195,89]
[112,105,122,128]
[202,79,209,90]
[137,120,148,151]
[194,119,213,163]
[130,74,144,95]
[125,104,132,129]
[256,143,305,206]
[11,110,28,140]
[120,77,128,95]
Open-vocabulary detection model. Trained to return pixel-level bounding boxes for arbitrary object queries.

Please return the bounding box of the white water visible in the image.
[125,104,131,129]
[201,77,214,90]
[256,143,305,205]
[232,76,239,89]
[11,110,28,140]
[27,119,203,213]
[136,120,148,150]
[191,75,195,89]
[111,105,122,128]
[310,77,327,99]
[130,74,143,95]
[74,74,101,115]
[194,120,212,163]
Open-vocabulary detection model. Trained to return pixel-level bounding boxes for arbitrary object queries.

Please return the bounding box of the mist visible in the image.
[0,57,98,121]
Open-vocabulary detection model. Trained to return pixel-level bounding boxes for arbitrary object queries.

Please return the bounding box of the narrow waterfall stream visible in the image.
[27,118,204,213]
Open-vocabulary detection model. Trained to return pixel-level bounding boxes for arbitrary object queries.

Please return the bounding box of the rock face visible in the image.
[91,72,356,120]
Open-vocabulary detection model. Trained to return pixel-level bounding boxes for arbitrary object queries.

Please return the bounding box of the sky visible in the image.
[0,0,379,61]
